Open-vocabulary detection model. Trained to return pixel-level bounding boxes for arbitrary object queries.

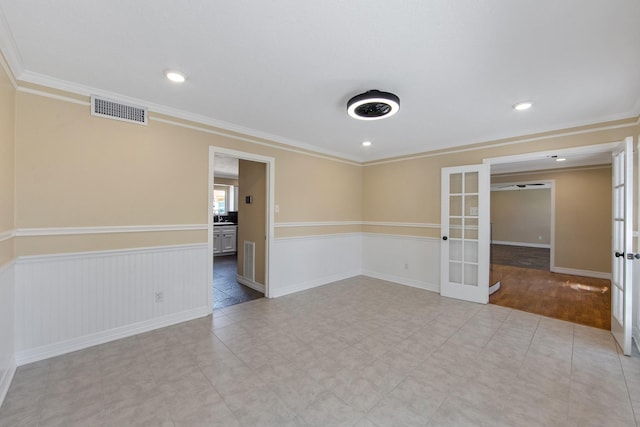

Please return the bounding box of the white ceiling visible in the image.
[1,1,639,162]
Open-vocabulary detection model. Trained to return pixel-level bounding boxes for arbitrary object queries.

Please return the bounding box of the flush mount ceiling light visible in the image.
[347,90,400,120]
[513,101,533,111]
[164,70,186,83]
[362,141,372,147]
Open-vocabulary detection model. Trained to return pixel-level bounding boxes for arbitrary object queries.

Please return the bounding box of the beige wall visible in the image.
[363,122,635,273]
[491,189,551,245]
[13,88,363,256]
[237,160,266,284]
[9,82,639,275]
[492,167,612,273]
[275,152,363,223]
[0,59,15,266]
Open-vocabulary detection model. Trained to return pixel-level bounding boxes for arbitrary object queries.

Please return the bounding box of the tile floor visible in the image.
[1,275,639,426]
[213,254,264,310]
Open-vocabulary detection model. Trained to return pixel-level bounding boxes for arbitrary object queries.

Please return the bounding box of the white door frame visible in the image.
[484,141,620,279]
[483,139,633,339]
[208,146,275,313]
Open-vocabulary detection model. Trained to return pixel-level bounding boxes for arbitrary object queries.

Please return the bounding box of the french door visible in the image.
[611,136,633,355]
[440,164,490,304]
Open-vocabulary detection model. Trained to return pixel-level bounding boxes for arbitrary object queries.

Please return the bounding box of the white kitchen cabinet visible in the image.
[214,225,237,255]
[213,230,222,254]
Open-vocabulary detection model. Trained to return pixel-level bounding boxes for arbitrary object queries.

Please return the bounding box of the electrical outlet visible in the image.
[275,204,280,213]
[155,291,164,303]
[404,262,409,270]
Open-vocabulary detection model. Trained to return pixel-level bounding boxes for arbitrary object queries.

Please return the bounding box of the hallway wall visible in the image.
[491,188,551,247]
[492,167,611,274]
[0,53,16,406]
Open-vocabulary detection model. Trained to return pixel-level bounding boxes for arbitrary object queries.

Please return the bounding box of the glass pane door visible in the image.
[448,171,479,287]
[441,164,489,304]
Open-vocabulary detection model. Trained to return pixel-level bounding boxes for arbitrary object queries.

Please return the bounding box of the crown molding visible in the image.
[17,70,363,164]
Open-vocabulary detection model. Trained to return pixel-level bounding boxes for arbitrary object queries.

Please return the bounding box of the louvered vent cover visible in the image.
[91,96,148,125]
[243,241,255,282]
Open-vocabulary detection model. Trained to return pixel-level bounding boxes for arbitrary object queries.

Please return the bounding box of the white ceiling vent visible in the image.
[91,96,148,125]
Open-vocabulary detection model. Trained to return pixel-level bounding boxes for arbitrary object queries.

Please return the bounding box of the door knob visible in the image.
[442,236,448,241]
[615,252,625,258]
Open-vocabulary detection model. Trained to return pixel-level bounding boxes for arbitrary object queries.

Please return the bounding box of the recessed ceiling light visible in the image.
[555,157,566,162]
[513,101,533,111]
[362,141,372,147]
[347,90,400,120]
[164,70,186,83]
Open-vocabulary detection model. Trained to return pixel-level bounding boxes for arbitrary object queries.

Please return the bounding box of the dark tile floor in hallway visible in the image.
[213,254,263,310]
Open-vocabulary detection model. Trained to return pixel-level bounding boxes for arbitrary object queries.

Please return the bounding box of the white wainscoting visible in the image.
[0,261,15,408]
[362,233,440,293]
[14,244,209,365]
[270,233,363,298]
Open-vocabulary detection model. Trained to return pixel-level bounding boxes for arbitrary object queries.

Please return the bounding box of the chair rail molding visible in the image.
[14,224,208,236]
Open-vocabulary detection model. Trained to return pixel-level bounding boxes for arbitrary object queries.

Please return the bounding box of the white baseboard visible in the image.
[236,275,265,293]
[269,270,362,298]
[362,270,438,294]
[0,357,15,409]
[551,266,611,280]
[492,240,551,249]
[15,306,209,366]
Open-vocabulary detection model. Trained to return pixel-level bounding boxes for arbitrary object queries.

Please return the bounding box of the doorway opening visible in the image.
[208,147,275,313]
[490,180,553,272]
[484,144,615,330]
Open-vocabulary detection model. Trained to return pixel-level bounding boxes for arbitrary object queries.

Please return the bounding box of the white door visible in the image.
[611,136,633,355]
[440,164,490,303]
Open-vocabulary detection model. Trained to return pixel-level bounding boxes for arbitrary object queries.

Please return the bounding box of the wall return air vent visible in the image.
[90,96,148,125]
